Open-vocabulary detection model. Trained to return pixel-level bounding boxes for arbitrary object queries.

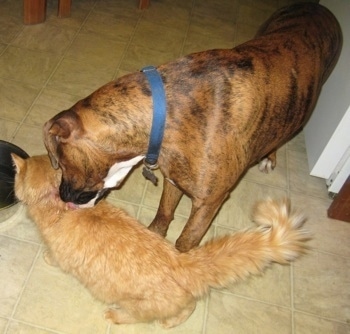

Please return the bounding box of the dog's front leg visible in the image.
[175,193,229,252]
[148,179,183,237]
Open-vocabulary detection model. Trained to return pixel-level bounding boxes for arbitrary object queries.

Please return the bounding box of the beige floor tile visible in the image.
[244,148,287,189]
[14,255,108,334]
[237,4,275,28]
[216,226,292,307]
[0,236,39,317]
[141,1,192,29]
[288,149,329,200]
[226,263,292,306]
[216,179,287,229]
[46,58,115,98]
[81,12,139,43]
[12,124,47,156]
[183,33,232,55]
[93,0,139,18]
[0,0,22,17]
[294,312,350,334]
[0,120,19,142]
[244,0,279,11]
[6,321,57,334]
[0,206,42,244]
[65,32,127,68]
[0,46,60,87]
[194,0,240,22]
[0,16,22,44]
[235,21,261,46]
[291,193,350,257]
[0,43,6,54]
[206,291,292,334]
[287,131,306,153]
[12,24,77,54]
[25,88,81,127]
[294,250,350,322]
[133,21,186,55]
[110,322,157,334]
[0,79,40,123]
[183,15,235,54]
[0,317,8,332]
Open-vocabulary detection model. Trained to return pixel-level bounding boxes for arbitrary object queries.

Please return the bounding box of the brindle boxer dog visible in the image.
[43,3,342,252]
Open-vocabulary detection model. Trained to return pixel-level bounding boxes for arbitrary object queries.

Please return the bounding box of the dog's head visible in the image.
[43,109,143,208]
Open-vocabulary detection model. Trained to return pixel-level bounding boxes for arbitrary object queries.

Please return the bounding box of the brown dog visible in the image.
[43,3,342,252]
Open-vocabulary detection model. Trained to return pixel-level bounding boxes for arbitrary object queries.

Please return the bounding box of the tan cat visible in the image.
[12,154,309,328]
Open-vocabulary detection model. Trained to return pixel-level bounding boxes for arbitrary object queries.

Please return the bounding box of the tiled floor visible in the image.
[0,0,349,333]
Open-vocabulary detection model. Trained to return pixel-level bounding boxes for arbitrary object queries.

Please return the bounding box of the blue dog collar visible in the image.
[141,65,167,168]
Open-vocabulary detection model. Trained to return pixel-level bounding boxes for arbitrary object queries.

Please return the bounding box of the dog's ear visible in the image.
[43,125,60,169]
[43,110,81,169]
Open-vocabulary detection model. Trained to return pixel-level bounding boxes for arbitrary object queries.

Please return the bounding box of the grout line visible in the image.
[289,308,350,326]
[179,0,197,57]
[291,262,295,334]
[137,180,156,220]
[4,245,43,333]
[5,318,66,334]
[111,8,145,78]
[286,143,295,334]
[201,293,210,334]
[212,288,292,310]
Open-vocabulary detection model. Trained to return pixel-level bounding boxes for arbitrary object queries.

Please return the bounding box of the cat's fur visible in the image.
[13,154,309,328]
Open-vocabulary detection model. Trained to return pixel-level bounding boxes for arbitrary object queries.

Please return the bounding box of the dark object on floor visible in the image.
[0,140,29,222]
[328,175,350,223]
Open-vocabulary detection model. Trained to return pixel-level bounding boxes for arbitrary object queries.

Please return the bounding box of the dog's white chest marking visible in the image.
[103,155,144,189]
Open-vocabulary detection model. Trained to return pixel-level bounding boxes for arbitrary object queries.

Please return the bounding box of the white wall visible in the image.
[304,0,350,192]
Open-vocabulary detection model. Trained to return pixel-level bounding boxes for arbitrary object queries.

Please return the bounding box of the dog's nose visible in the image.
[59,180,98,205]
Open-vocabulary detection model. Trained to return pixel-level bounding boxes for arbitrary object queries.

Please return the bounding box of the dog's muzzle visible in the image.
[59,180,108,207]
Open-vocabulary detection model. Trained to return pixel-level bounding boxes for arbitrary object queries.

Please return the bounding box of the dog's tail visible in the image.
[177,198,309,298]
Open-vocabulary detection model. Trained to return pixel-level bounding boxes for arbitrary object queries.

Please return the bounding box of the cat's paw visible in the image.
[104,307,138,325]
[43,249,58,266]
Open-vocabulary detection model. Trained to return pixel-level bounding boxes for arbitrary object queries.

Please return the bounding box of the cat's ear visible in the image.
[11,153,26,173]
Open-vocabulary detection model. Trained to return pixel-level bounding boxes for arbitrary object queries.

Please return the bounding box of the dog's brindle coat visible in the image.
[44,4,342,252]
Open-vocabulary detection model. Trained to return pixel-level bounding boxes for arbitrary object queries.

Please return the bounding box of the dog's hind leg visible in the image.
[258,151,277,173]
[148,180,183,237]
[175,193,229,252]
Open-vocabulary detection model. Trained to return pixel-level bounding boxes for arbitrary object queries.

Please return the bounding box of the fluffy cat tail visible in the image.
[177,198,309,298]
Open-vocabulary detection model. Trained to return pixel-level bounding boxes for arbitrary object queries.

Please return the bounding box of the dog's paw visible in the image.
[258,151,277,173]
[258,158,273,173]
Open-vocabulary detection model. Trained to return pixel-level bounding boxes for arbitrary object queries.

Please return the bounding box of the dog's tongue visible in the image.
[66,202,79,210]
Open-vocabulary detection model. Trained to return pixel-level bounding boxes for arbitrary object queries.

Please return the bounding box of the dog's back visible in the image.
[255,3,342,84]
[228,2,342,163]
[160,3,342,175]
